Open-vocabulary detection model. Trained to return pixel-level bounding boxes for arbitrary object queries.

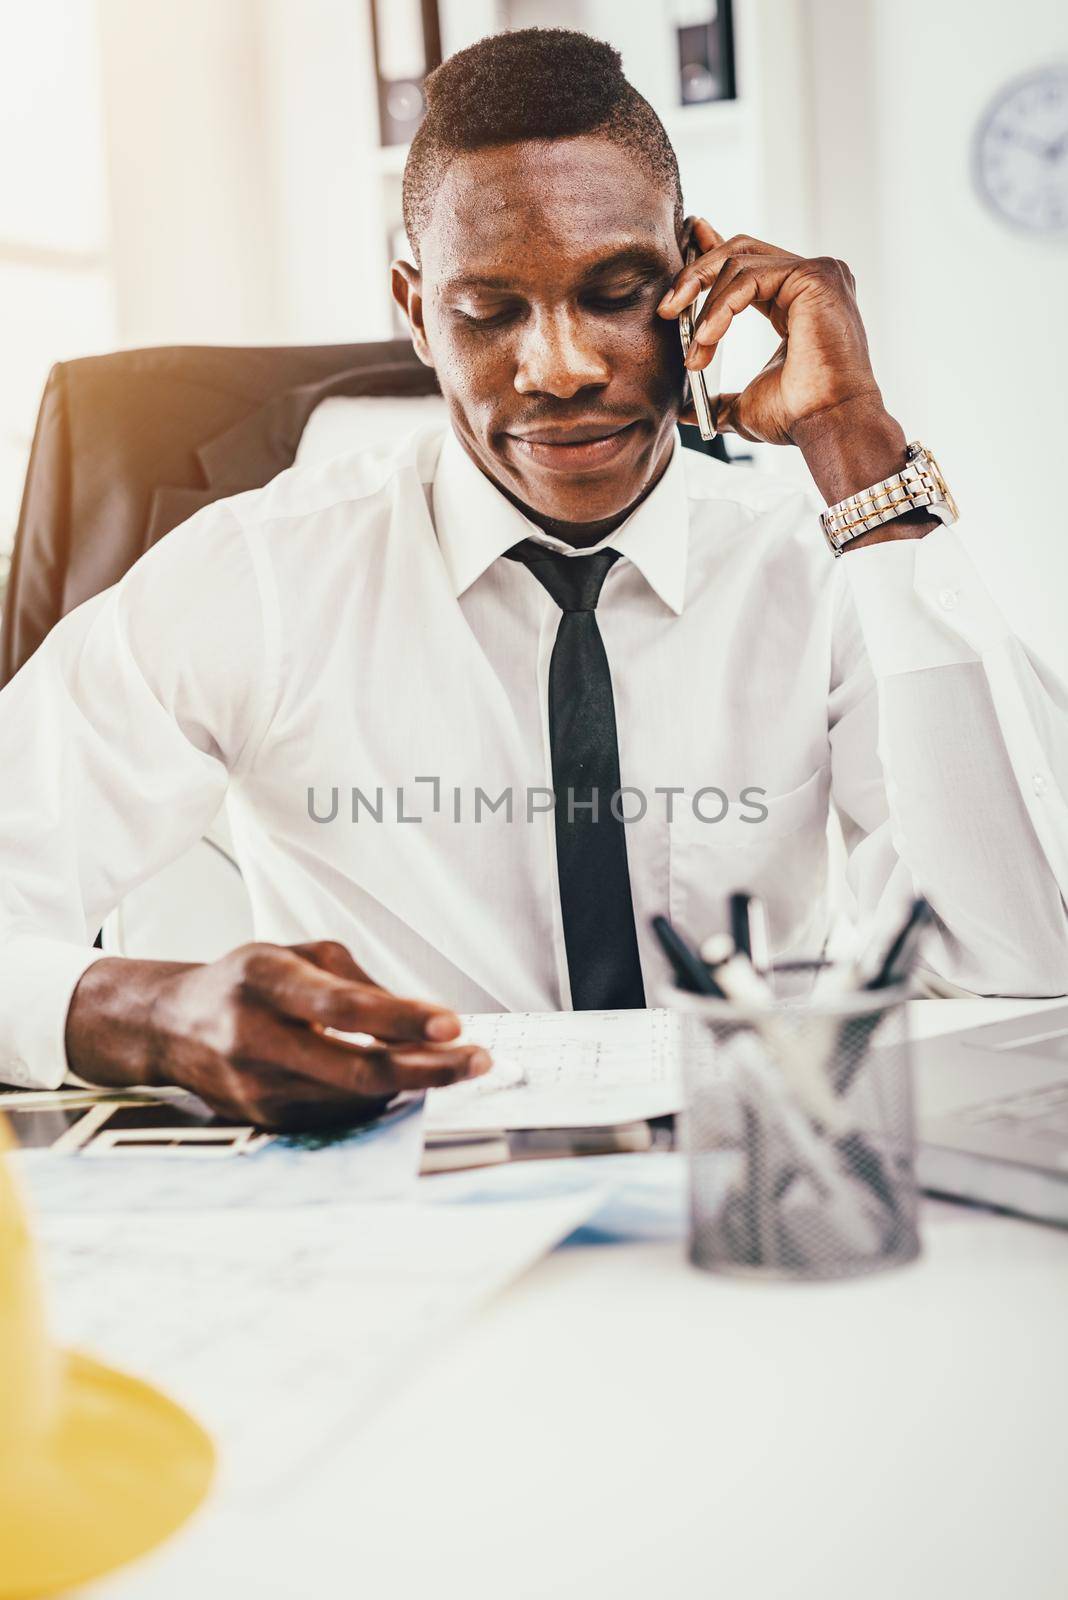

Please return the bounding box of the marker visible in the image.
[652,916,725,998]
[700,933,776,1008]
[702,931,850,1133]
[728,892,771,974]
[864,898,934,992]
[832,898,935,1097]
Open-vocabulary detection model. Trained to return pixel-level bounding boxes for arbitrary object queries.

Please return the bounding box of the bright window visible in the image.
[0,0,115,590]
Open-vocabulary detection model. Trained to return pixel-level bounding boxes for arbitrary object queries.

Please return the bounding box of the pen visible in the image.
[702,932,850,1133]
[651,916,725,997]
[700,933,776,1008]
[863,897,934,991]
[833,897,934,1097]
[728,892,771,974]
[702,917,899,1256]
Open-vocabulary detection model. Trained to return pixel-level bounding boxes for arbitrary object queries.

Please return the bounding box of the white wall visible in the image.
[96,0,279,345]
[259,0,382,344]
[805,0,1068,674]
[95,0,393,347]
[0,0,114,549]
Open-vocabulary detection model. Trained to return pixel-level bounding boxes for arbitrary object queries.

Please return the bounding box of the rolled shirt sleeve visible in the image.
[0,503,274,1088]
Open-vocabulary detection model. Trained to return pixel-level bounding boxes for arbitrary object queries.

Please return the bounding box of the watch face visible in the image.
[973,64,1068,234]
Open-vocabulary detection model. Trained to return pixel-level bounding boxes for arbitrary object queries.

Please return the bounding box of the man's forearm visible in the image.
[65,957,193,1088]
[791,396,940,549]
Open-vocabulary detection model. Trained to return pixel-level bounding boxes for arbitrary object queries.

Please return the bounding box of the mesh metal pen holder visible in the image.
[669,964,921,1282]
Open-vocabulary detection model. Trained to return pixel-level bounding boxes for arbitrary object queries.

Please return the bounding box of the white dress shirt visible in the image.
[1,425,1066,1090]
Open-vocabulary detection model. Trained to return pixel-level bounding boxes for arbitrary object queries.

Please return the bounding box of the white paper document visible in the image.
[37,1191,600,1498]
[425,1008,712,1133]
[425,1152,691,1244]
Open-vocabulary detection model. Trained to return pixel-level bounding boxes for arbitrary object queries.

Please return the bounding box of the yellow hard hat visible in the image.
[0,1116,215,1597]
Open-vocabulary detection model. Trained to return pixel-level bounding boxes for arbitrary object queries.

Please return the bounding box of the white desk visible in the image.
[86,1001,1068,1600]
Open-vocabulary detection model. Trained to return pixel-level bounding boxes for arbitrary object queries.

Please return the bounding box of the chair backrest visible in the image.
[0,339,427,685]
[1,338,728,686]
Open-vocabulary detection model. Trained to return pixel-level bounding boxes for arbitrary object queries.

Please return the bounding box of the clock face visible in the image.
[973,64,1068,234]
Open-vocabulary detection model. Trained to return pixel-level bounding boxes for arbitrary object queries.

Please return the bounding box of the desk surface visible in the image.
[86,1000,1068,1600]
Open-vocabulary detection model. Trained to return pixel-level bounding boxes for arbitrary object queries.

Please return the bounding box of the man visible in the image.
[0,29,1065,1127]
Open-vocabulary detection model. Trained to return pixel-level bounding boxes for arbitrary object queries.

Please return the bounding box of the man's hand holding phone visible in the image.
[65,940,491,1131]
[659,216,930,530]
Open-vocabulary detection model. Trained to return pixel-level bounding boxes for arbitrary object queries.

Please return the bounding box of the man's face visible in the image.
[394,135,686,530]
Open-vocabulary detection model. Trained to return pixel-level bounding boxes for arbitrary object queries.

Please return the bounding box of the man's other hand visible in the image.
[65,939,490,1131]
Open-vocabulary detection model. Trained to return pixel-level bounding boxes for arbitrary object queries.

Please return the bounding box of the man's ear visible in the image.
[391,260,434,368]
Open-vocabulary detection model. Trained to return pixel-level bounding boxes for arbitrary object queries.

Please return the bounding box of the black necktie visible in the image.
[505,539,646,1010]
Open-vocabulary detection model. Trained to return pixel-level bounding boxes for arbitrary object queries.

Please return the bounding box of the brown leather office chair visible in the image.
[1,338,728,686]
[1,338,434,685]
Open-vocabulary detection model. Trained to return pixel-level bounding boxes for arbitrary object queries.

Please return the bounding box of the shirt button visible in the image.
[1032,771,1048,797]
[938,587,958,611]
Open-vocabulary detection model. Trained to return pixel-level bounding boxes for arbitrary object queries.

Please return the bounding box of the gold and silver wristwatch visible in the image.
[820,442,959,556]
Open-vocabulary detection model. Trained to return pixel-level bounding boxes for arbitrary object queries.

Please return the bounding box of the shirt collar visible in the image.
[432,426,690,616]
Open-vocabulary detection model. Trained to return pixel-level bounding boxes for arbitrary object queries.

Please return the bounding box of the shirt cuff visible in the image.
[0,936,107,1090]
[841,524,1010,679]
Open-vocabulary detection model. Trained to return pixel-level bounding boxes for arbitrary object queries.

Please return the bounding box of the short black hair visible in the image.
[402,27,684,263]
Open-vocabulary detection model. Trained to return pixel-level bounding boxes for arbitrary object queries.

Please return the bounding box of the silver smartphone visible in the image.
[678,239,724,441]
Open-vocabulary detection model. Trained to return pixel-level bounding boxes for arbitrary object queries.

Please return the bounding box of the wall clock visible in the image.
[973,63,1068,234]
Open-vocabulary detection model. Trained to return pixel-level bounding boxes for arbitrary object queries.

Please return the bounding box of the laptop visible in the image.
[908,1004,1068,1226]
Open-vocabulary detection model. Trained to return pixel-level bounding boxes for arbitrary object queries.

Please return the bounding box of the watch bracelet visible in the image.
[822,443,954,552]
